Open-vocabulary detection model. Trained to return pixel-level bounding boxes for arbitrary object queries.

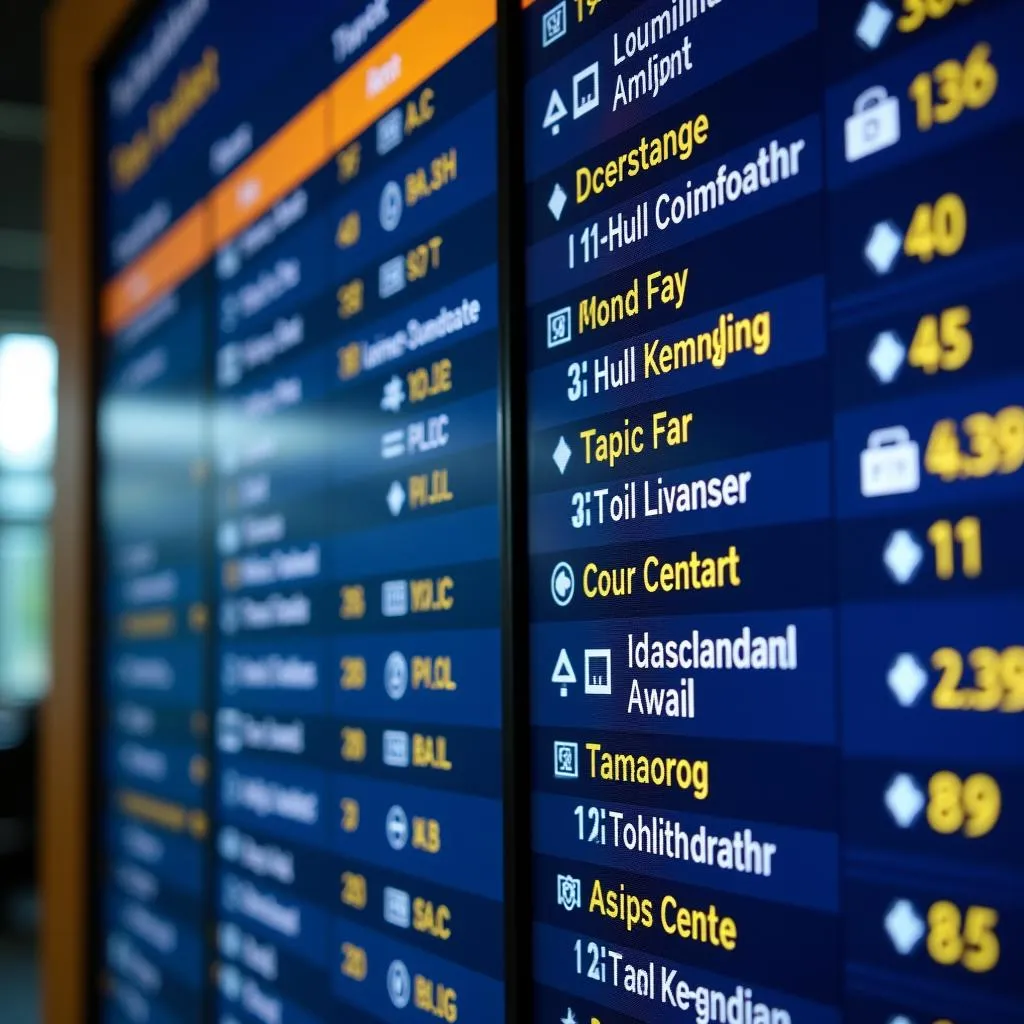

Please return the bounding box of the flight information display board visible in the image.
[95,2,504,1023]
[93,0,1024,1022]
[522,2,1023,1024]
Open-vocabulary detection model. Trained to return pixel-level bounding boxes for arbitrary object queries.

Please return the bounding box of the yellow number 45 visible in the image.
[908,305,972,374]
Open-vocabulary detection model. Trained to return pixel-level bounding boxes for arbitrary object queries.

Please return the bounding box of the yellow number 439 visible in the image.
[925,406,1024,481]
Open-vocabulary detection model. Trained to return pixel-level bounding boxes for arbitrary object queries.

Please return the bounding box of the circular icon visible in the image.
[220,964,242,1001]
[217,520,241,556]
[387,959,411,1008]
[379,181,404,232]
[551,561,575,607]
[386,804,409,851]
[218,826,241,862]
[217,245,241,280]
[216,708,244,754]
[222,654,239,693]
[223,876,243,915]
[220,294,239,333]
[384,651,409,701]
[219,922,243,959]
[219,599,239,635]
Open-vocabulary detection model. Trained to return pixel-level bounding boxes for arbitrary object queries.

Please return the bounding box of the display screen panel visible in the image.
[95,2,505,1022]
[93,0,1024,1022]
[520,2,1024,1023]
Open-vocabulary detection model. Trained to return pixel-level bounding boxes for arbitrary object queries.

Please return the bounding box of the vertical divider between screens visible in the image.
[88,38,106,1024]
[498,1,533,1021]
[200,245,217,1024]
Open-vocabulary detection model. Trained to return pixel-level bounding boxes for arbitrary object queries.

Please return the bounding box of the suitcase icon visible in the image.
[861,426,920,497]
[845,86,901,162]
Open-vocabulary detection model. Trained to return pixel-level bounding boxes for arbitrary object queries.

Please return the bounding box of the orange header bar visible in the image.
[329,0,496,153]
[212,94,330,249]
[101,0,496,336]
[101,203,208,335]
[523,0,538,8]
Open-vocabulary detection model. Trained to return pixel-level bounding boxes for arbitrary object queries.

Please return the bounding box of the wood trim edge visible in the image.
[43,2,132,1022]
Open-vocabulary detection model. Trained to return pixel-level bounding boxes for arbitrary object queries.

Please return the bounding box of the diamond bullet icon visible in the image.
[865,219,903,275]
[884,529,923,585]
[386,481,406,517]
[553,436,572,475]
[855,1,894,50]
[888,653,929,707]
[885,773,925,828]
[885,899,925,954]
[549,183,568,221]
[868,330,906,384]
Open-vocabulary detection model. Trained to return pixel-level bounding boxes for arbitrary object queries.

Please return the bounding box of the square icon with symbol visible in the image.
[573,63,600,119]
[553,740,579,779]
[542,2,567,47]
[547,307,572,348]
[584,649,612,695]
[557,874,582,911]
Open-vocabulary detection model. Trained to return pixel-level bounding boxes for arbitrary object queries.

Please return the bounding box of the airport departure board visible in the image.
[522,1,1023,1023]
[93,1,1023,1023]
[97,1,503,1022]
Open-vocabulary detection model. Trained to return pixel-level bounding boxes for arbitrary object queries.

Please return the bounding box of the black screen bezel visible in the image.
[87,3,534,1022]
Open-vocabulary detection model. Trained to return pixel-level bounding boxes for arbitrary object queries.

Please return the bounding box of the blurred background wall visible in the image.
[0,1,56,1021]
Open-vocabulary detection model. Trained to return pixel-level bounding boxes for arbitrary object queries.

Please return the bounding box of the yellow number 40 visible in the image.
[905,194,967,263]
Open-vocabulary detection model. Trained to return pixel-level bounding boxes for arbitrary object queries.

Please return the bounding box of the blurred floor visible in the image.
[0,888,40,1023]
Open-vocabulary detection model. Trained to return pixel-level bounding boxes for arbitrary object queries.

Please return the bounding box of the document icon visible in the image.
[383,730,410,768]
[383,887,411,928]
[573,62,600,119]
[382,580,408,617]
[379,255,406,299]
[377,108,403,156]
[584,649,612,695]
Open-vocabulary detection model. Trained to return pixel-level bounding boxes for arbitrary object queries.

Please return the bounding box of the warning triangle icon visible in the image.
[552,649,576,695]
[543,89,568,135]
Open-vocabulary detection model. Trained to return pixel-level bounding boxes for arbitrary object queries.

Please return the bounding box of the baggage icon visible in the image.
[860,426,920,497]
[845,86,901,162]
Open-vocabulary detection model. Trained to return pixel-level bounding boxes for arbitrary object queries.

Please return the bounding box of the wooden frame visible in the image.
[44,2,132,1021]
